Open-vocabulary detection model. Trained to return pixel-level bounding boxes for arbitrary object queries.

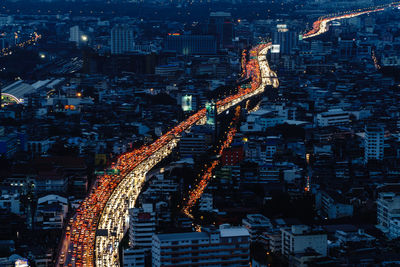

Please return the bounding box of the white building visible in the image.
[129,204,156,250]
[364,125,384,163]
[111,25,135,55]
[281,225,327,257]
[152,224,250,267]
[242,214,273,242]
[377,192,400,239]
[316,109,349,127]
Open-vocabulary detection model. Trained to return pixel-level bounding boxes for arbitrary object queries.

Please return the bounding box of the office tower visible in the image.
[111,25,135,55]
[273,24,298,55]
[165,34,216,55]
[208,12,234,49]
[152,225,250,266]
[364,125,384,163]
[129,203,156,250]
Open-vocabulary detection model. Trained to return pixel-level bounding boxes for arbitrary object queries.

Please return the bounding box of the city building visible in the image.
[179,131,211,158]
[123,247,146,267]
[0,194,22,215]
[364,125,384,163]
[129,204,156,250]
[111,25,135,55]
[377,192,400,239]
[208,12,234,48]
[281,225,327,257]
[199,193,213,212]
[152,224,250,266]
[273,24,298,55]
[221,144,244,166]
[242,214,273,242]
[35,194,68,229]
[316,109,350,127]
[69,25,86,46]
[316,190,354,219]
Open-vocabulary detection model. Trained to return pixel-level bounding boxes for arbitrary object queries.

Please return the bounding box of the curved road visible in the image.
[58,1,398,265]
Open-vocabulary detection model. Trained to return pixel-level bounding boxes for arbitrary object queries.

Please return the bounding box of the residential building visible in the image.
[35,194,68,229]
[111,25,135,55]
[152,224,250,266]
[0,193,22,215]
[316,109,349,127]
[281,225,327,257]
[377,192,400,239]
[129,204,156,250]
[315,190,354,219]
[179,132,210,158]
[199,193,213,212]
[364,125,384,163]
[242,214,273,242]
[123,247,146,267]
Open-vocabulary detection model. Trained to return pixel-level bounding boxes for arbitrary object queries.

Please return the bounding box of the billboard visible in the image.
[271,44,280,54]
[182,95,192,111]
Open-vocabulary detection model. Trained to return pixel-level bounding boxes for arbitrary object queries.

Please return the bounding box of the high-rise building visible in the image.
[273,24,298,55]
[111,25,135,55]
[129,203,156,250]
[69,25,81,44]
[208,12,234,49]
[165,34,216,55]
[364,125,384,163]
[152,224,250,267]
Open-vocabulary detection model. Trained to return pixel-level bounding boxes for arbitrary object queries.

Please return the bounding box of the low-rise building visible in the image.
[377,192,400,239]
[242,214,273,242]
[316,109,349,127]
[152,224,250,267]
[35,194,68,229]
[316,190,354,219]
[281,225,327,257]
[129,203,156,250]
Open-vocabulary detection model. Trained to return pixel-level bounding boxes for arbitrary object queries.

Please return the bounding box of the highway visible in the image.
[302,2,400,39]
[58,42,278,267]
[182,105,242,218]
[58,1,397,263]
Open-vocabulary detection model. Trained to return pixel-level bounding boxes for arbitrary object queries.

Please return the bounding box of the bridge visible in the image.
[58,42,278,266]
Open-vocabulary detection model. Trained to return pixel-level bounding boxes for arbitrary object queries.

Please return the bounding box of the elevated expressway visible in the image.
[59,42,278,267]
[302,2,400,39]
[95,43,278,267]
[95,2,399,265]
